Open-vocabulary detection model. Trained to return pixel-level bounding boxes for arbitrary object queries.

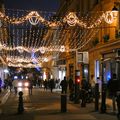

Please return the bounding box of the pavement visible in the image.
[0,89,10,105]
[0,88,119,120]
[0,89,10,114]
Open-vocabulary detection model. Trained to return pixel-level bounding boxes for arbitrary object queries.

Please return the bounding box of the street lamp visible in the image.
[100,57,107,113]
[112,3,119,11]
[112,2,120,28]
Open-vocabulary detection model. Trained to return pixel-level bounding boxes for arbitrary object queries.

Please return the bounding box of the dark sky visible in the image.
[4,0,60,12]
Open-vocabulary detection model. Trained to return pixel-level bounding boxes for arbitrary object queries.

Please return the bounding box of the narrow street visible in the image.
[0,88,117,120]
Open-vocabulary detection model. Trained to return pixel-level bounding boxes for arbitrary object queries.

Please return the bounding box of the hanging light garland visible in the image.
[2,45,76,53]
[5,54,54,67]
[0,10,116,28]
[0,9,116,68]
[7,62,42,68]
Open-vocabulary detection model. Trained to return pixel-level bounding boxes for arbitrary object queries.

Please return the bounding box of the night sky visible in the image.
[4,0,60,12]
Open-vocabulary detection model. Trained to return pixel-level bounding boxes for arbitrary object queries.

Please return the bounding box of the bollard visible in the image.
[18,91,24,114]
[81,89,86,107]
[94,83,99,111]
[116,92,120,120]
[61,94,67,112]
[74,84,80,104]
[100,83,107,113]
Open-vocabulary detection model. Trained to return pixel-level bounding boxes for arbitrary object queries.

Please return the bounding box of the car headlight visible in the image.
[24,82,29,87]
[18,82,22,87]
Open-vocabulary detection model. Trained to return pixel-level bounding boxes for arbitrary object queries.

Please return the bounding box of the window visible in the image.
[95,60,100,80]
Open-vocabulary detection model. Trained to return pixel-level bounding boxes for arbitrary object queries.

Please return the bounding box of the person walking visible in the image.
[28,79,33,95]
[49,79,55,93]
[8,79,13,92]
[60,76,68,94]
[12,79,18,94]
[0,78,2,93]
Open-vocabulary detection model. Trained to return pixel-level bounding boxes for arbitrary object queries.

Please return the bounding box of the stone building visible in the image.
[56,0,120,86]
[0,0,8,85]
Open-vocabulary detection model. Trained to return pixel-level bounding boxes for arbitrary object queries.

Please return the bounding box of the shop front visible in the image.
[102,49,120,83]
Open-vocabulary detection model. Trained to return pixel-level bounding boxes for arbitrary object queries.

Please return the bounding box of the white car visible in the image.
[17,80,29,88]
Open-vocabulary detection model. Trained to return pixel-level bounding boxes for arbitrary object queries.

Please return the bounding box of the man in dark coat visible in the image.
[60,76,68,94]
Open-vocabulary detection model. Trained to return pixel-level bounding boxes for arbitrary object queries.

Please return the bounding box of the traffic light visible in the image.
[74,70,80,104]
[75,70,80,84]
[76,78,80,83]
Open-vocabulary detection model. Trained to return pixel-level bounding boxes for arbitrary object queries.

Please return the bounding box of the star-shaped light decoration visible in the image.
[28,11,40,25]
[104,11,114,24]
[39,47,46,54]
[60,45,65,52]
[64,12,79,26]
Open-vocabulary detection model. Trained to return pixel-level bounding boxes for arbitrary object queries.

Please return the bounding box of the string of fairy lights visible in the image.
[0,10,115,27]
[0,9,117,68]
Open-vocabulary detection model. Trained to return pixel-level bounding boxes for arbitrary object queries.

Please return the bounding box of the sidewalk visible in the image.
[0,88,118,120]
[0,89,10,105]
[41,88,118,114]
[39,88,118,120]
[29,91,118,120]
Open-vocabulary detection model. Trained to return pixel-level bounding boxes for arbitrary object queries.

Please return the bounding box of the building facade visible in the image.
[0,0,9,86]
[56,0,120,86]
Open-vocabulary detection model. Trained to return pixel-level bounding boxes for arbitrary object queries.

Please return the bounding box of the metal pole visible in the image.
[74,70,80,104]
[76,50,78,70]
[100,57,107,113]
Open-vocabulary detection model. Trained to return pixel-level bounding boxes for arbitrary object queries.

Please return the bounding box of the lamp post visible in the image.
[112,2,120,29]
[100,57,107,113]
[74,70,80,104]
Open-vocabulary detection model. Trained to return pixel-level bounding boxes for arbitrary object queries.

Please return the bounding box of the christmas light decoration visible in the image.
[28,11,40,25]
[63,12,79,26]
[39,47,46,54]
[17,46,24,53]
[0,9,116,68]
[60,45,65,52]
[103,11,114,24]
[0,10,115,28]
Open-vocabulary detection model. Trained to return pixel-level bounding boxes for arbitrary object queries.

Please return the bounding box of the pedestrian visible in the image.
[43,79,48,91]
[60,76,68,94]
[12,79,18,94]
[28,79,33,95]
[8,79,13,92]
[0,77,2,93]
[107,74,119,112]
[90,75,96,96]
[49,79,55,93]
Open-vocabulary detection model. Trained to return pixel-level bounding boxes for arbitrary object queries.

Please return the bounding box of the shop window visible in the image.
[95,60,100,80]
[117,49,120,57]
